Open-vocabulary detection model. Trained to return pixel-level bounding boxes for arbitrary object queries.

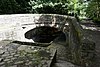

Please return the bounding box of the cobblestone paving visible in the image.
[0,40,56,67]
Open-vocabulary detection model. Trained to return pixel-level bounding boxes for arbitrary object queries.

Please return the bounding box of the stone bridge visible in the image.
[0,14,95,66]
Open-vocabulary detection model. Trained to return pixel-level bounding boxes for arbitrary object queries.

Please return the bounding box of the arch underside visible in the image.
[24,14,70,43]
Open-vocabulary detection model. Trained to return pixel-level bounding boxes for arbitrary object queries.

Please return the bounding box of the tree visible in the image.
[29,0,68,15]
[86,0,100,23]
[0,0,31,14]
[67,0,87,17]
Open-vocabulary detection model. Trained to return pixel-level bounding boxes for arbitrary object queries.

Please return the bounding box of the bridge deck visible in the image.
[0,40,56,67]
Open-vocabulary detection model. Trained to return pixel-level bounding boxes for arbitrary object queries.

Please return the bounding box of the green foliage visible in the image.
[29,0,68,15]
[67,0,87,17]
[86,0,100,23]
[29,0,87,19]
[0,0,31,14]
[0,0,87,17]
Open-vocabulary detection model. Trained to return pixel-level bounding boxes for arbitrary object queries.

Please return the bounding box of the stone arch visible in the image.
[0,14,95,66]
[24,14,69,43]
[33,14,69,31]
[25,26,66,43]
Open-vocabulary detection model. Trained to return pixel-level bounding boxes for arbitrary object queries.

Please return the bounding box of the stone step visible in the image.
[52,60,79,67]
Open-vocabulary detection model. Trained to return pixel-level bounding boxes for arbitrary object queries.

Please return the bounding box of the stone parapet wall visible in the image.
[0,14,68,28]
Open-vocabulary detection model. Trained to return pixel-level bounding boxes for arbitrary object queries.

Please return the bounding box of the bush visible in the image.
[0,0,31,14]
[86,0,100,23]
[29,1,68,15]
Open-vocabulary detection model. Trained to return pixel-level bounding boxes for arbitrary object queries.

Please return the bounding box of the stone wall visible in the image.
[66,16,95,66]
[0,14,95,66]
[0,14,68,41]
